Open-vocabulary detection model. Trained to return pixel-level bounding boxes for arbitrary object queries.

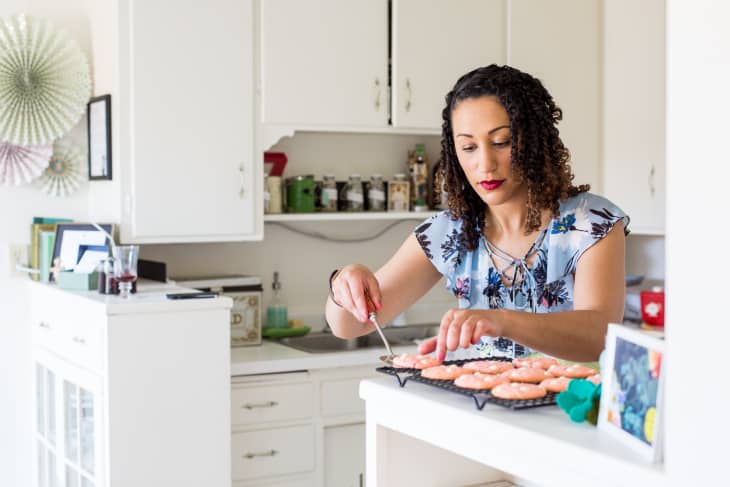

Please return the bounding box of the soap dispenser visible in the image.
[266,271,288,328]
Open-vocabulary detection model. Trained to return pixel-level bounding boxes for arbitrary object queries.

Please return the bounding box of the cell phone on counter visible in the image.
[165,292,218,300]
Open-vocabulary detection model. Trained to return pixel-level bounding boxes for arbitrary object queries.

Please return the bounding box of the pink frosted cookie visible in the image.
[412,356,443,369]
[513,357,560,370]
[463,360,514,374]
[491,382,547,400]
[421,365,473,380]
[506,367,549,383]
[547,364,598,379]
[586,374,601,385]
[454,372,509,390]
[392,353,419,368]
[540,377,572,393]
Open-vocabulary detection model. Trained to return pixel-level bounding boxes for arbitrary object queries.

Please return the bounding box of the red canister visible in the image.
[640,287,665,327]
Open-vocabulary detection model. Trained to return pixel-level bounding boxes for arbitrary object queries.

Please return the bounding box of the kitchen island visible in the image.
[360,377,665,487]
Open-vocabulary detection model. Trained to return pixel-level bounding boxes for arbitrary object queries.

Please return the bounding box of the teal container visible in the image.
[286,175,315,213]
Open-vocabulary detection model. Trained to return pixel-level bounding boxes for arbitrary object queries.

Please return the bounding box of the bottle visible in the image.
[266,271,288,328]
[320,174,338,212]
[431,158,448,210]
[388,173,410,211]
[367,174,386,211]
[342,174,364,211]
[411,144,429,211]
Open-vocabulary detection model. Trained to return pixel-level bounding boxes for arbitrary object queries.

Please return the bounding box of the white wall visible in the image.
[665,1,730,485]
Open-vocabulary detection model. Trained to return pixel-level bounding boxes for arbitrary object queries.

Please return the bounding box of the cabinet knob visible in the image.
[239,163,245,199]
[373,78,381,111]
[38,321,51,329]
[242,400,278,410]
[648,165,656,197]
[243,449,278,459]
[404,78,412,112]
[72,336,86,345]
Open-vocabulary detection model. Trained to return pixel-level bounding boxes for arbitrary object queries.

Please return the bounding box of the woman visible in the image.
[325,65,628,363]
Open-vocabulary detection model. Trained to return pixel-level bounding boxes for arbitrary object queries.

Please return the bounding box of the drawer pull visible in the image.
[242,401,278,410]
[39,321,51,329]
[243,449,278,459]
[72,336,86,345]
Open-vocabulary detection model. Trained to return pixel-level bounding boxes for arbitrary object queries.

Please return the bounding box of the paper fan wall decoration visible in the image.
[0,141,52,185]
[0,13,91,146]
[38,140,84,196]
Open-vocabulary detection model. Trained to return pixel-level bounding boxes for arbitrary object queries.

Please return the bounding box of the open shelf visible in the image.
[264,211,438,222]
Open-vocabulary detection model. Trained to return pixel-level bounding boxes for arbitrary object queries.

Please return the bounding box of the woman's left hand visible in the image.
[417,308,503,361]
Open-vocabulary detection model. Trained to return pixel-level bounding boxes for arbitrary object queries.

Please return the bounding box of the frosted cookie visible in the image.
[421,365,473,380]
[392,353,419,368]
[412,356,443,369]
[547,364,598,379]
[586,374,601,385]
[463,360,514,374]
[513,357,560,370]
[454,372,509,390]
[540,377,572,393]
[491,382,547,400]
[506,367,549,383]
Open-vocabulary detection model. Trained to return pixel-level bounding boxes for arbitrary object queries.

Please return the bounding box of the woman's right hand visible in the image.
[330,264,382,323]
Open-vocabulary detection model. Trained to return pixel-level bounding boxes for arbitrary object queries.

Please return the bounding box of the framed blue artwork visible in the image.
[598,323,665,463]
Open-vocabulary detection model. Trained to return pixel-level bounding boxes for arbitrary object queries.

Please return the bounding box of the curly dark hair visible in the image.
[440,64,589,251]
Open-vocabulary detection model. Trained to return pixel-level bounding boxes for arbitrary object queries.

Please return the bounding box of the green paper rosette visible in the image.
[39,139,84,197]
[0,14,91,145]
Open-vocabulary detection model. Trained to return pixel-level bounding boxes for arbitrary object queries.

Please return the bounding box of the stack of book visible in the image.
[30,216,72,282]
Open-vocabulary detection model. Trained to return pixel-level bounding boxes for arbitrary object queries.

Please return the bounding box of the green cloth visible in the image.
[556,379,602,424]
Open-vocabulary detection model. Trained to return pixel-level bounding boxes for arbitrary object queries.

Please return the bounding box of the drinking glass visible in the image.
[114,245,139,299]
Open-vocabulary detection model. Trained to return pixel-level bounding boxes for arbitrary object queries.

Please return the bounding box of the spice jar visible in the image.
[320,174,338,212]
[341,174,364,212]
[368,174,386,211]
[388,173,410,211]
[286,175,315,213]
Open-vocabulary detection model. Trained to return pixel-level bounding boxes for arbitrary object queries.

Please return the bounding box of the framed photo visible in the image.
[598,323,665,463]
[50,223,114,282]
[87,94,112,180]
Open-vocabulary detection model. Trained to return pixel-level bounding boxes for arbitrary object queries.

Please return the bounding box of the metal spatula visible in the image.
[369,310,396,366]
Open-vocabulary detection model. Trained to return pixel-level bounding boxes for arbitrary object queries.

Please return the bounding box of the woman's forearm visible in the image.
[325,296,374,338]
[499,309,612,362]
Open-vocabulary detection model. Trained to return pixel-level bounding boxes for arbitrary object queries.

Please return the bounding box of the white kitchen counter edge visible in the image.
[230,340,417,376]
[360,377,665,487]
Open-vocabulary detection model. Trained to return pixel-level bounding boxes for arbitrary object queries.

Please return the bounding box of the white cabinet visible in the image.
[261,0,505,132]
[324,423,366,487]
[601,0,665,234]
[29,281,232,487]
[508,0,602,190]
[391,0,506,129]
[260,0,389,128]
[113,0,261,243]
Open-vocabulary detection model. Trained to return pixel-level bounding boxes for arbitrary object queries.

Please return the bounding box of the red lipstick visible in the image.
[480,180,505,190]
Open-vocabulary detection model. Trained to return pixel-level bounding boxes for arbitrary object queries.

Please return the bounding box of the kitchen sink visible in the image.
[278,323,440,353]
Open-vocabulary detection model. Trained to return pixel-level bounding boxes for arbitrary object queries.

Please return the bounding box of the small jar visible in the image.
[341,174,364,212]
[102,257,119,295]
[367,174,386,211]
[286,175,315,213]
[388,173,410,211]
[320,174,338,212]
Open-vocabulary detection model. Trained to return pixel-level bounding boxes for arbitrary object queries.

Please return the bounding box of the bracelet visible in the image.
[328,269,343,307]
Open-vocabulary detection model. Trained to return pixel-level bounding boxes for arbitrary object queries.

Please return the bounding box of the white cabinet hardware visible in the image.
[242,400,278,410]
[243,449,278,459]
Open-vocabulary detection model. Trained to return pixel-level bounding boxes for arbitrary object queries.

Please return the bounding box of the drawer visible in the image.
[232,382,314,426]
[232,424,315,481]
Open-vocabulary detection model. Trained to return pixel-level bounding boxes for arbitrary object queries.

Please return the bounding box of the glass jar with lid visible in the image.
[367,173,386,211]
[388,173,410,211]
[341,174,364,212]
[320,174,338,212]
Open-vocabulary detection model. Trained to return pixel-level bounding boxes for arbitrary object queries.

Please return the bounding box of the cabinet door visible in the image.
[324,423,365,487]
[261,0,389,127]
[121,0,260,243]
[508,0,601,191]
[392,0,506,129]
[602,0,665,234]
[35,363,61,487]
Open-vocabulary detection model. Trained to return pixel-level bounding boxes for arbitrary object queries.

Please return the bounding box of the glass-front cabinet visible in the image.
[34,350,103,487]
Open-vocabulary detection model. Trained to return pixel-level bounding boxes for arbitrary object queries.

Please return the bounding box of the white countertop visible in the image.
[360,377,665,487]
[230,339,418,376]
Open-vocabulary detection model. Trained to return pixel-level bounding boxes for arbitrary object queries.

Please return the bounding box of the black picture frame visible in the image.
[87,94,112,180]
[50,223,114,282]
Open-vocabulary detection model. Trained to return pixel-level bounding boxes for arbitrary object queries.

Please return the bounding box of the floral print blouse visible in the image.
[414,192,629,360]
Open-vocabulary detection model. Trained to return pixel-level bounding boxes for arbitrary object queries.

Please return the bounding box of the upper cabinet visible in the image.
[113,0,261,243]
[508,0,602,191]
[391,0,506,129]
[601,0,665,235]
[261,0,506,133]
[260,0,389,128]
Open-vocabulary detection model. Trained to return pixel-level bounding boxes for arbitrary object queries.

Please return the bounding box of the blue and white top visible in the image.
[414,192,629,359]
